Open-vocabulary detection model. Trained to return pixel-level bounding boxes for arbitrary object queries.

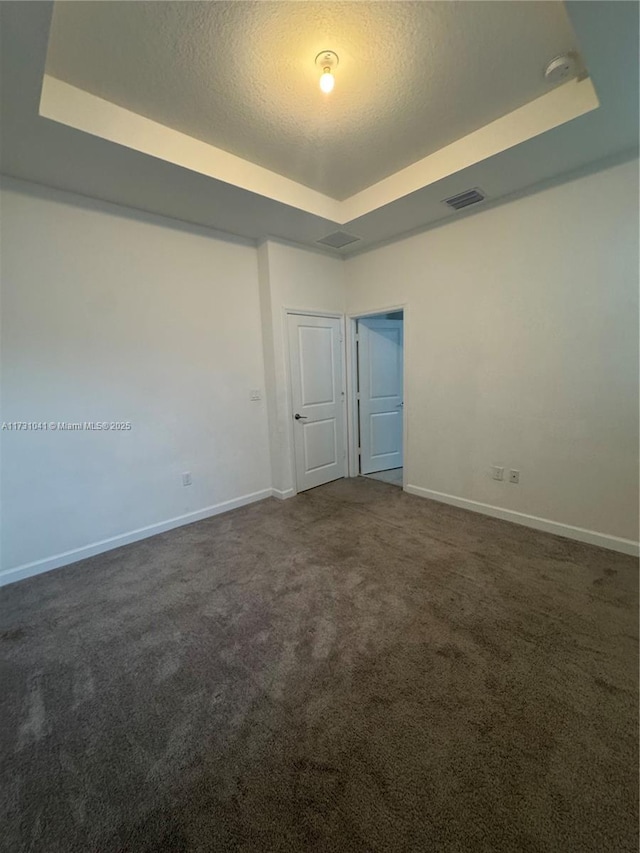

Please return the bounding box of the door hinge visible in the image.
[357,447,361,455]
[356,392,360,401]
[355,334,360,343]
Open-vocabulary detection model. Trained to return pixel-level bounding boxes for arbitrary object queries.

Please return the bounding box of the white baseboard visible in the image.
[0,488,273,588]
[271,488,295,500]
[5,482,634,589]
[404,484,639,557]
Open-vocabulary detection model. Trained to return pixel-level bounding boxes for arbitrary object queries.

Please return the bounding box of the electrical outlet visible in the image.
[250,390,262,401]
[182,472,192,486]
[491,466,504,482]
[509,469,520,484]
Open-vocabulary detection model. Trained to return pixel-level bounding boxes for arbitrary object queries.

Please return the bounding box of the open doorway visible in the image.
[350,310,404,488]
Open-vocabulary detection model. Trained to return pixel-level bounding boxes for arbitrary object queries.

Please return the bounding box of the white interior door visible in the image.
[358,317,403,474]
[288,314,346,492]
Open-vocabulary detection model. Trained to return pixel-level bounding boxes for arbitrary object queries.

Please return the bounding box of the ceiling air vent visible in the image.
[316,231,361,249]
[443,188,486,211]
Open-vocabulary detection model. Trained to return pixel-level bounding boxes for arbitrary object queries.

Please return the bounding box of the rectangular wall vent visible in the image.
[316,231,361,249]
[443,188,486,211]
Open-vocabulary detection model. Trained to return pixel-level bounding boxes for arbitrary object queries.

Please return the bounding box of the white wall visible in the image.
[258,240,345,496]
[1,179,271,582]
[2,159,637,582]
[345,159,639,546]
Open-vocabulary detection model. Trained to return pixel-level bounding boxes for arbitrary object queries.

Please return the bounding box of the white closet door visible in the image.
[358,318,403,474]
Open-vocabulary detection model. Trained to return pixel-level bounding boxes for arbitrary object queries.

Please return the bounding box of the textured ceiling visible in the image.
[1,2,637,257]
[45,1,579,200]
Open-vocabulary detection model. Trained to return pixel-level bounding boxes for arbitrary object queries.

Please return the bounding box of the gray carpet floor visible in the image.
[1,477,638,852]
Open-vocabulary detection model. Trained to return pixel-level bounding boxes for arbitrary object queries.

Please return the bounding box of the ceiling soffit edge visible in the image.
[39,73,598,226]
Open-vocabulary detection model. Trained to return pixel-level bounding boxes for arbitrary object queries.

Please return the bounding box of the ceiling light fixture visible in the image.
[315,50,339,94]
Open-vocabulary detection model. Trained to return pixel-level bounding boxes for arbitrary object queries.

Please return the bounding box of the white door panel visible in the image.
[288,314,346,492]
[369,330,402,398]
[370,410,402,456]
[303,419,337,472]
[358,318,403,475]
[299,326,335,405]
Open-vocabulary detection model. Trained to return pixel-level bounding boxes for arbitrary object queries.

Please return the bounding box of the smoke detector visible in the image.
[544,53,578,85]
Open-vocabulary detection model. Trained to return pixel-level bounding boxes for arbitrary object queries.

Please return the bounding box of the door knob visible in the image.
[294,413,307,420]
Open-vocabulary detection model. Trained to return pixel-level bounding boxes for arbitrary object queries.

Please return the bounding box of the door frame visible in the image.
[346,305,408,487]
[284,308,348,496]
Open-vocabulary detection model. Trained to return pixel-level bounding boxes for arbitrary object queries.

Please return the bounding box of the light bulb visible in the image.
[319,68,334,93]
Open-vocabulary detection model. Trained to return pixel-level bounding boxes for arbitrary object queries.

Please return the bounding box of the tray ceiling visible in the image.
[46,1,581,200]
[1,2,637,256]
